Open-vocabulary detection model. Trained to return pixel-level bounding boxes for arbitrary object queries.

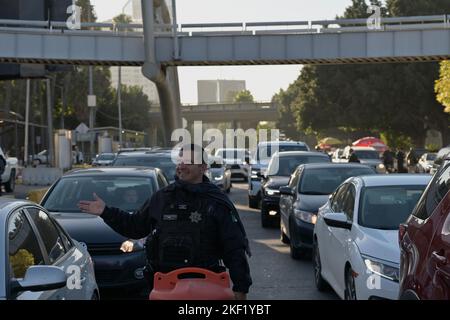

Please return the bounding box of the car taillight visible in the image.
[399,223,408,243]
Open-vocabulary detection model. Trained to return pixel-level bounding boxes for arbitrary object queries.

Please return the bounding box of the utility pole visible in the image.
[46,78,54,167]
[88,66,96,161]
[118,67,123,148]
[24,80,30,166]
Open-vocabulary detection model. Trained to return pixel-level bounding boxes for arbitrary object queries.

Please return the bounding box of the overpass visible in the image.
[149,102,278,123]
[1,7,450,144]
[0,15,449,66]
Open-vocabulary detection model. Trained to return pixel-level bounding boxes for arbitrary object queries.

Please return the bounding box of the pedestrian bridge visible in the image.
[0,15,449,66]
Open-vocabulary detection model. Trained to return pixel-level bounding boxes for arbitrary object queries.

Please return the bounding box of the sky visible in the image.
[91,0,353,104]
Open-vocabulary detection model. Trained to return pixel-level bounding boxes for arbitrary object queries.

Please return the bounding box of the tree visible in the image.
[96,85,152,132]
[281,0,450,147]
[435,60,450,113]
[233,90,254,103]
[76,0,97,23]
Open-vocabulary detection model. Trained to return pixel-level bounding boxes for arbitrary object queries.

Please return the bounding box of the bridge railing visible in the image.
[149,102,276,113]
[0,14,449,37]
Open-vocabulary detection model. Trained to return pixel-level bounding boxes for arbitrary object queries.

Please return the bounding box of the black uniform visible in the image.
[100,176,252,294]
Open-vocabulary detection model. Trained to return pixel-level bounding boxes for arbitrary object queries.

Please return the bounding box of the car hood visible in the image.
[355,227,400,264]
[265,176,290,189]
[297,194,329,213]
[52,212,127,244]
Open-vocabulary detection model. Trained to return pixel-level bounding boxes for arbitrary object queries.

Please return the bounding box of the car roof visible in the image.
[0,198,36,213]
[116,151,174,157]
[301,163,374,170]
[258,141,308,146]
[354,174,432,187]
[62,167,159,178]
[274,151,329,157]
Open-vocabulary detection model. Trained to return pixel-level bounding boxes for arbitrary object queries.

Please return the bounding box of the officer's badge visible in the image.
[189,211,202,223]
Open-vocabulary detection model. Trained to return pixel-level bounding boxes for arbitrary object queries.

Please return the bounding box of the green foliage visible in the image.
[435,60,450,113]
[233,90,254,103]
[275,0,450,147]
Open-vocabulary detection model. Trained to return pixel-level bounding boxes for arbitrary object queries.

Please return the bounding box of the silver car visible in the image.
[0,199,98,300]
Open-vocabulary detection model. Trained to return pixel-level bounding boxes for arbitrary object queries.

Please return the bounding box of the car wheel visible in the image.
[280,224,290,244]
[4,170,15,193]
[261,205,271,228]
[313,240,328,291]
[249,196,259,209]
[289,226,306,260]
[344,267,357,300]
[91,291,100,300]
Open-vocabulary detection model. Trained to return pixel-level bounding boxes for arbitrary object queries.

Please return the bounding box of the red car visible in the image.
[399,161,450,299]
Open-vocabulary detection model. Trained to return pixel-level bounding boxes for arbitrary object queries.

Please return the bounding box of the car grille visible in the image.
[87,243,124,256]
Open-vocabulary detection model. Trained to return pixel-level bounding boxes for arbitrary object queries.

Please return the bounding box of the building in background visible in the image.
[198,80,246,104]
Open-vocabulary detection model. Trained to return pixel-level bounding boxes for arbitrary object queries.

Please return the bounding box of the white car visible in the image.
[416,153,437,173]
[0,147,18,193]
[1,199,99,300]
[313,174,431,300]
[215,148,250,181]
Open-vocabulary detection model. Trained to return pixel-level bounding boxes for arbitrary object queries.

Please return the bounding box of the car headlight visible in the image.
[265,188,280,196]
[120,238,146,253]
[294,209,317,224]
[363,256,399,282]
[214,175,223,181]
[251,170,260,179]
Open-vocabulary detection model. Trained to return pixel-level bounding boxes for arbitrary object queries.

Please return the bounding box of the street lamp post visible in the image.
[117,0,133,149]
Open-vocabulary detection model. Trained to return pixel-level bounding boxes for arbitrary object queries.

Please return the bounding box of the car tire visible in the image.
[261,205,271,228]
[289,226,306,260]
[313,240,328,291]
[249,196,259,209]
[91,291,100,300]
[4,169,15,193]
[344,266,357,300]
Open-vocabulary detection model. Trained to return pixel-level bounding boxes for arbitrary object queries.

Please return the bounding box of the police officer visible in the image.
[78,144,252,300]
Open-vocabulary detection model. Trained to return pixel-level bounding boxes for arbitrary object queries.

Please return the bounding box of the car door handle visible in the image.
[431,251,447,265]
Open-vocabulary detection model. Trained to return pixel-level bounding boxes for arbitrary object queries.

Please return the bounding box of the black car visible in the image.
[279,163,376,259]
[40,167,169,293]
[260,151,331,228]
[112,150,177,183]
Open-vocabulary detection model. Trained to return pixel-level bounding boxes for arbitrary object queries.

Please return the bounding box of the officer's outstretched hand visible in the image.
[78,193,106,216]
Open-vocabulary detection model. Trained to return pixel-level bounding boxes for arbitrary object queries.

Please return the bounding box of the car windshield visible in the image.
[299,167,375,195]
[257,144,308,161]
[43,176,156,213]
[354,150,380,159]
[113,156,177,181]
[267,155,330,176]
[426,153,437,161]
[97,154,115,160]
[358,185,426,230]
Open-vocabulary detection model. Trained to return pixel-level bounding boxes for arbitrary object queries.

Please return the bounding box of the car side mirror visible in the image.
[10,266,67,295]
[279,186,294,196]
[323,212,352,230]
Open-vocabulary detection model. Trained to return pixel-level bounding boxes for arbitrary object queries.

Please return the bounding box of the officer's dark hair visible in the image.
[179,143,208,165]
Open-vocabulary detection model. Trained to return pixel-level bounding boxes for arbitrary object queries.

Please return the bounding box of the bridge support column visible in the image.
[141,0,181,147]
